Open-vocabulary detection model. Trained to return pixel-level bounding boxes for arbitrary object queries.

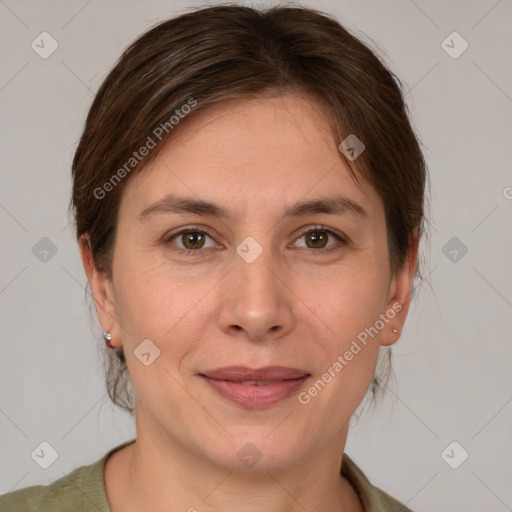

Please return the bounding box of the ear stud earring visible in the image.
[103,331,114,348]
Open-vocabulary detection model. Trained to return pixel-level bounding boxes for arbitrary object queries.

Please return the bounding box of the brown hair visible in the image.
[71,4,428,415]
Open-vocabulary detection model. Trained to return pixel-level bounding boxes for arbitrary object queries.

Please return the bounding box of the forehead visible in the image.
[120,94,382,220]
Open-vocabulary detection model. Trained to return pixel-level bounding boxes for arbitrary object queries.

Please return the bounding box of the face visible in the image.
[82,94,416,471]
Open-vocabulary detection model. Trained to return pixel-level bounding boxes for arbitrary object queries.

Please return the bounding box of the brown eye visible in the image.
[293,226,345,251]
[166,229,216,253]
[304,229,329,249]
[181,231,206,250]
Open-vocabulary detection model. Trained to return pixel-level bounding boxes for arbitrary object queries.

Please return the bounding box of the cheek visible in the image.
[304,264,388,389]
[310,261,389,335]
[112,267,197,404]
[110,252,170,356]
[112,252,217,358]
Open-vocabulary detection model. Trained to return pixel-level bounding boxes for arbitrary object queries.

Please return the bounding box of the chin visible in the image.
[201,429,308,473]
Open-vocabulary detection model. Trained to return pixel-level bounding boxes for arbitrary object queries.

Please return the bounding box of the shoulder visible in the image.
[0,454,110,512]
[0,439,136,512]
[342,453,414,512]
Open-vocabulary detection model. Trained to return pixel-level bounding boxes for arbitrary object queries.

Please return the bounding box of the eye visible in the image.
[165,224,346,256]
[293,225,346,251]
[165,228,217,254]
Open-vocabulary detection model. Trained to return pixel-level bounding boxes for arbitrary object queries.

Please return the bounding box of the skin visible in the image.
[80,93,418,512]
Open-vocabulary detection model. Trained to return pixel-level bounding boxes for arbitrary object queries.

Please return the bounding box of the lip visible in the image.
[201,365,309,381]
[199,366,310,408]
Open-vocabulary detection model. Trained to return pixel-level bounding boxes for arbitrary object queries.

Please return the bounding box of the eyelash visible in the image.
[165,224,347,256]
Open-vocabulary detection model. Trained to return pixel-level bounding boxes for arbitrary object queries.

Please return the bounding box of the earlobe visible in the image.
[380,230,419,347]
[78,235,121,347]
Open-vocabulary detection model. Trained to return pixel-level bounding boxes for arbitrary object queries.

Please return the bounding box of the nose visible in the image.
[217,245,295,342]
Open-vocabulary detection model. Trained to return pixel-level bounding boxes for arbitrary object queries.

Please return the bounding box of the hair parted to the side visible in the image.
[71,4,428,416]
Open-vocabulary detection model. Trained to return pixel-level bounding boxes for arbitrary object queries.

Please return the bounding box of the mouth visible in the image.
[199,366,311,408]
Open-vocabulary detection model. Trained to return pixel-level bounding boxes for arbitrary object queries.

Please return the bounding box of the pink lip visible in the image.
[201,365,308,381]
[199,366,310,408]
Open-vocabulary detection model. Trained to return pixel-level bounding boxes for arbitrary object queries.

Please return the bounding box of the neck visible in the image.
[104,411,363,512]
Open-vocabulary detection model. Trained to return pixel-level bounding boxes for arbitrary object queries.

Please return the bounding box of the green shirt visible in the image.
[0,439,413,511]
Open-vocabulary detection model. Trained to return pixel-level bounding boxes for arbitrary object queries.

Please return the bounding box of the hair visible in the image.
[71,4,428,415]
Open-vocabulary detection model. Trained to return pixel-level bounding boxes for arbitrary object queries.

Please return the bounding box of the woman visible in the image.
[0,4,426,511]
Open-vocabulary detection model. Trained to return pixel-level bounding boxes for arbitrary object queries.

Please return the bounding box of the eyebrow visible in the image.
[138,193,368,222]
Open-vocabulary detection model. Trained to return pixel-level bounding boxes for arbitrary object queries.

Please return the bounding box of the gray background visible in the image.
[1,0,511,510]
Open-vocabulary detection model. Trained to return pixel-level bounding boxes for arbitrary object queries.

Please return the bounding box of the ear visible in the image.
[380,229,419,347]
[79,235,122,348]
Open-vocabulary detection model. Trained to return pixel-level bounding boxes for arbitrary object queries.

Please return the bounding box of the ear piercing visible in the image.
[103,331,114,348]
[392,328,399,334]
